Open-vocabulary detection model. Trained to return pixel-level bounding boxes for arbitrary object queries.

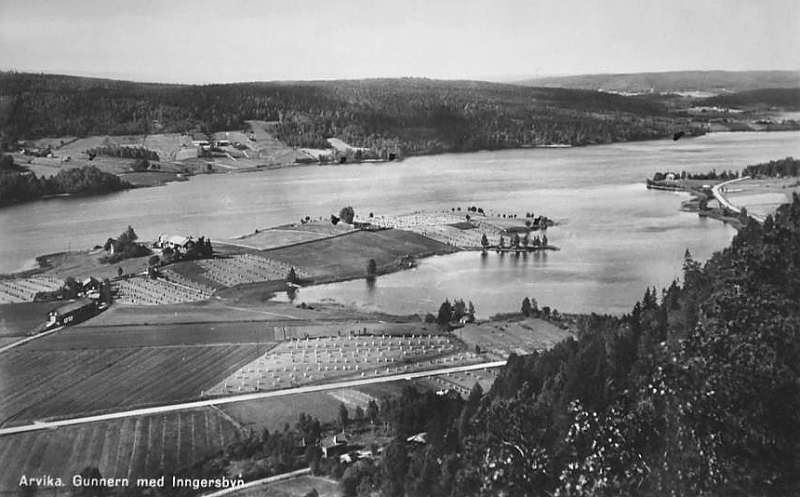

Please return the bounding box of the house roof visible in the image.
[52,298,94,316]
[167,235,190,246]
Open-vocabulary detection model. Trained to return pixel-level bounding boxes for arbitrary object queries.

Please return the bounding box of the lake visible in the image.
[1,131,798,315]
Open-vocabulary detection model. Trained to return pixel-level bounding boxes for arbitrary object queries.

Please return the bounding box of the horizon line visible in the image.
[2,68,799,87]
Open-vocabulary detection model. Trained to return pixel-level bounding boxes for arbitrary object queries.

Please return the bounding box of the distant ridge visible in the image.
[515,70,800,94]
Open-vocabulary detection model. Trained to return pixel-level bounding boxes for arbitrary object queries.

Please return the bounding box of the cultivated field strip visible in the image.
[113,277,212,305]
[208,334,481,394]
[197,254,309,287]
[0,277,63,304]
[0,345,260,425]
[0,409,242,492]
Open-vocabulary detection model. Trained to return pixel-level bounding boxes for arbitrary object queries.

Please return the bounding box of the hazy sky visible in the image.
[1,0,798,83]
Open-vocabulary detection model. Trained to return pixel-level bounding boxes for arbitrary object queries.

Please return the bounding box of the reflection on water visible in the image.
[2,132,798,315]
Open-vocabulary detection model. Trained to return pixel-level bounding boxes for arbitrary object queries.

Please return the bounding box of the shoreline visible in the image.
[5,129,794,212]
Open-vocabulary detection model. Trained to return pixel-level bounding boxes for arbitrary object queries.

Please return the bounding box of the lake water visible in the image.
[1,132,798,315]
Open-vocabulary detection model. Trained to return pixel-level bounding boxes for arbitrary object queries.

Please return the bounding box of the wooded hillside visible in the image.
[0,72,683,156]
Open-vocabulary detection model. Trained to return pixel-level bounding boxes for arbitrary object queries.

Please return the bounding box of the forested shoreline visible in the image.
[0,158,130,207]
[0,72,685,156]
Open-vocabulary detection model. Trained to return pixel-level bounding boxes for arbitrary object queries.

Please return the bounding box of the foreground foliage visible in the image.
[343,194,800,496]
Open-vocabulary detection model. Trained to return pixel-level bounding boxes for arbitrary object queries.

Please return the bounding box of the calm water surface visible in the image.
[1,132,797,315]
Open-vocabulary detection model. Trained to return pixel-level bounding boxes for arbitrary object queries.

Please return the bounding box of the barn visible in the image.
[46,299,98,328]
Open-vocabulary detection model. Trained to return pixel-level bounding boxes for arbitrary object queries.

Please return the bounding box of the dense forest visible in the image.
[699,88,800,110]
[0,156,130,207]
[743,157,800,177]
[0,72,686,156]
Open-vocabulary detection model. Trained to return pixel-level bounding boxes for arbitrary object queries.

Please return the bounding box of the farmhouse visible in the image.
[191,133,210,148]
[157,234,194,251]
[80,277,101,298]
[321,434,350,459]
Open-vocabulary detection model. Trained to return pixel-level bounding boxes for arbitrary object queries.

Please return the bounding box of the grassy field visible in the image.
[261,229,457,281]
[0,408,243,492]
[457,318,571,359]
[220,391,345,432]
[229,228,330,250]
[0,302,62,336]
[37,250,153,280]
[0,345,260,425]
[724,177,800,219]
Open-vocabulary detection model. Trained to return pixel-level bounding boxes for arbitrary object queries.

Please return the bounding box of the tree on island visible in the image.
[452,299,467,322]
[437,300,453,328]
[367,259,377,279]
[522,297,533,317]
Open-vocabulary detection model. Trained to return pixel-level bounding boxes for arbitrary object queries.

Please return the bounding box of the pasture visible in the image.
[0,408,243,492]
[457,318,571,359]
[0,345,260,425]
[80,300,315,327]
